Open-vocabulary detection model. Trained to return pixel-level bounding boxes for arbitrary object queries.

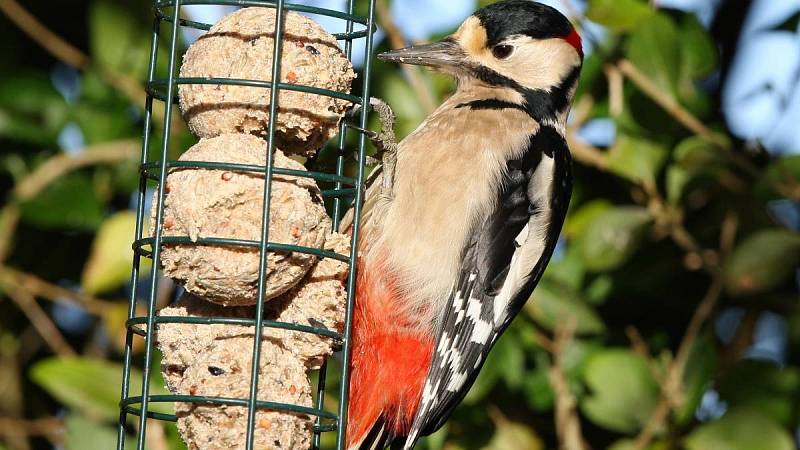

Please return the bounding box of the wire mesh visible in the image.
[115,1,377,449]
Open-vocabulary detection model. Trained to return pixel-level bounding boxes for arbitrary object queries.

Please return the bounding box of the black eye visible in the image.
[208,366,225,376]
[492,44,514,59]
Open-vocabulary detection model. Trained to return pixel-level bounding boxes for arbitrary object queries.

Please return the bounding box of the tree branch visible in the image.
[2,286,77,358]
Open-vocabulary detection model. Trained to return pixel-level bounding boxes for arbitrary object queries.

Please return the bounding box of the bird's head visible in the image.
[378,0,582,113]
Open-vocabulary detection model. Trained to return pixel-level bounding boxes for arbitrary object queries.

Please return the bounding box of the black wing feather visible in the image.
[402,127,572,448]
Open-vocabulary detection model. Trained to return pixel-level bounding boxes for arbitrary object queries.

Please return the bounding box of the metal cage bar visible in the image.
[116,1,377,449]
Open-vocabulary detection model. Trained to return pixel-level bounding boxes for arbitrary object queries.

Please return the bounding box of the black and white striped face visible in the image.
[379,0,583,93]
[452,16,582,92]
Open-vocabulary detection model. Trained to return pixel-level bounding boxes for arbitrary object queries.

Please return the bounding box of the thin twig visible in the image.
[604,64,624,117]
[0,416,63,448]
[549,319,588,450]
[0,267,111,316]
[376,0,438,114]
[2,286,77,358]
[0,0,89,68]
[0,139,139,263]
[617,60,725,147]
[565,95,610,170]
[632,275,725,450]
[719,210,739,257]
[719,308,758,370]
[531,327,556,353]
[570,95,594,128]
[0,0,172,127]
[566,133,608,170]
[14,140,139,200]
[0,207,21,266]
[625,325,662,379]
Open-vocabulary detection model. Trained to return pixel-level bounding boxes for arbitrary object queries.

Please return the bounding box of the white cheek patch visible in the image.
[478,36,580,92]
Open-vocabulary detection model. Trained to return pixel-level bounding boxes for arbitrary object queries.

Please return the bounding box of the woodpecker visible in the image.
[345,1,583,448]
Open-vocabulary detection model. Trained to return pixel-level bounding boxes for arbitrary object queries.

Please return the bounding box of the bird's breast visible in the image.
[367,104,539,327]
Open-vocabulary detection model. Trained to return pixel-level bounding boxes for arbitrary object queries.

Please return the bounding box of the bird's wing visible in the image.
[403,127,572,449]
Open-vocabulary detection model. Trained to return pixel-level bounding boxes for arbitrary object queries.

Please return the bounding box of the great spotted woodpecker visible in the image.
[345,1,583,448]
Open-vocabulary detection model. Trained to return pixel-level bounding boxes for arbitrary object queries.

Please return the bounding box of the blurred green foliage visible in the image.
[0,0,799,449]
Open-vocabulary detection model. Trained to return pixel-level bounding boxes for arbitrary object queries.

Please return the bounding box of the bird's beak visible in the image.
[377,38,465,69]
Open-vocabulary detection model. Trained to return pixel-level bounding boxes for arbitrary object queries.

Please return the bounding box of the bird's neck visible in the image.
[450,65,581,127]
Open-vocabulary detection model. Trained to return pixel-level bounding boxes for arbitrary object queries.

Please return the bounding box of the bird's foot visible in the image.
[348,97,398,197]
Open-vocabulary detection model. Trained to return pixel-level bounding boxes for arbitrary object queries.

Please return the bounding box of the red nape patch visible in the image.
[563,29,583,58]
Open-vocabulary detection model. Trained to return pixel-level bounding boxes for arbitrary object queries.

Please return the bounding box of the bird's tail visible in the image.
[347,415,393,450]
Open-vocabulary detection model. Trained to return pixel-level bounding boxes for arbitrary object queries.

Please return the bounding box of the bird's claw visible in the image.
[348,97,398,197]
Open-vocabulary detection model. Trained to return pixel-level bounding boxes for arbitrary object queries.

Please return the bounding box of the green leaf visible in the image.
[525,281,606,335]
[64,414,137,450]
[420,424,449,450]
[463,330,523,403]
[717,360,800,427]
[498,324,526,390]
[522,367,554,412]
[626,14,681,98]
[564,199,613,239]
[0,72,69,145]
[29,357,171,422]
[580,349,659,433]
[73,101,138,144]
[585,274,614,304]
[685,408,795,450]
[666,166,690,205]
[608,439,668,450]
[481,419,543,450]
[723,230,800,296]
[680,15,718,80]
[82,211,145,295]
[18,173,107,230]
[542,243,585,291]
[575,53,605,102]
[607,135,668,185]
[674,334,717,425]
[89,1,150,79]
[674,136,725,172]
[586,0,655,33]
[579,207,653,272]
[757,154,800,200]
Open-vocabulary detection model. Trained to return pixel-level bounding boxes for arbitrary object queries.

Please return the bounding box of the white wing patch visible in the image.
[470,319,492,344]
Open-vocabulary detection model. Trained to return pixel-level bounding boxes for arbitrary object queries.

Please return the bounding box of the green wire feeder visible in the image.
[116,1,378,449]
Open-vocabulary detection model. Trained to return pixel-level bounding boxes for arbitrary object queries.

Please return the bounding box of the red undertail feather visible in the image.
[346,257,434,448]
